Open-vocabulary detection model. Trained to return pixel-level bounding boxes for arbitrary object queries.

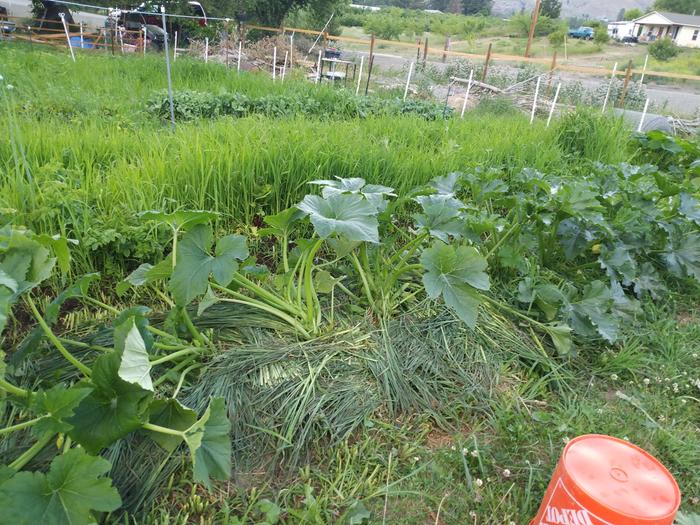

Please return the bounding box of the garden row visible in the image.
[1,129,698,521]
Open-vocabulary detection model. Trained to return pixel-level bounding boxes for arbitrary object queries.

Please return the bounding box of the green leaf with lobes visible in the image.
[260,207,306,238]
[116,318,153,391]
[0,448,121,525]
[309,177,395,212]
[146,398,197,452]
[664,232,700,282]
[30,384,92,436]
[420,243,490,328]
[169,225,249,305]
[183,397,232,489]
[297,193,379,244]
[139,210,218,232]
[67,352,153,453]
[413,194,465,242]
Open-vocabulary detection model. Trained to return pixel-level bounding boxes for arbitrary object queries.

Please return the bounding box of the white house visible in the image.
[632,11,700,48]
[607,20,636,40]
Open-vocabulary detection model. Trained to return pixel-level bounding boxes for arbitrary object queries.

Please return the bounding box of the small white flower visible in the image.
[596,408,603,414]
[6,84,13,90]
[681,399,687,404]
[503,469,511,478]
[450,445,456,451]
[623,436,629,441]
[462,447,469,456]
[672,383,679,393]
[474,478,483,487]
[469,511,477,518]
[611,374,619,381]
[562,436,570,444]
[693,353,698,359]
[470,449,479,457]
[658,415,666,422]
[413,456,420,462]
[643,378,650,385]
[691,496,699,505]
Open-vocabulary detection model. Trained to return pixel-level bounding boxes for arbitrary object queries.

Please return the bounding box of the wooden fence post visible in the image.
[422,37,428,68]
[442,35,450,63]
[546,51,557,96]
[618,59,633,108]
[482,43,492,82]
[525,0,542,58]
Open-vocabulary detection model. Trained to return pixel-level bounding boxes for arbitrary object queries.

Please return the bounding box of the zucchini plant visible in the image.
[0,225,232,524]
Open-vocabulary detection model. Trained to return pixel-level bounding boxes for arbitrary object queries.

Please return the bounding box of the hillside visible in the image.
[492,0,654,19]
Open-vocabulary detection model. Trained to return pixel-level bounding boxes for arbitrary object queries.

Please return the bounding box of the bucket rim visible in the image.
[562,433,681,522]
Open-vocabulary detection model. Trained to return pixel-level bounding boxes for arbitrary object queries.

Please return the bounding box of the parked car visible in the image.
[0,6,16,34]
[568,26,594,40]
[621,35,638,44]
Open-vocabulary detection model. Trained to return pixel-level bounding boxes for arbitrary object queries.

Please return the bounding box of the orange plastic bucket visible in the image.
[530,434,680,525]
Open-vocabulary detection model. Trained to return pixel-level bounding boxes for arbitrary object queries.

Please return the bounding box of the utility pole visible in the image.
[525,0,542,58]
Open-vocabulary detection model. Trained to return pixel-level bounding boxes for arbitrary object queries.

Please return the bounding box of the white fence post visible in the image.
[639,54,649,85]
[173,31,178,61]
[637,98,650,132]
[282,51,288,81]
[272,46,277,80]
[79,21,84,49]
[530,76,541,124]
[602,62,618,113]
[316,49,322,83]
[460,69,474,118]
[403,61,414,102]
[547,82,561,127]
[59,13,76,62]
[204,37,209,63]
[356,55,364,96]
[237,40,242,73]
[143,26,147,55]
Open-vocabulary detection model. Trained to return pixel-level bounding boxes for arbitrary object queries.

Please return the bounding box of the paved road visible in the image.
[347,49,700,116]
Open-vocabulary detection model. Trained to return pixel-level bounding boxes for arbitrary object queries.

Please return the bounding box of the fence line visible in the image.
[3,13,700,83]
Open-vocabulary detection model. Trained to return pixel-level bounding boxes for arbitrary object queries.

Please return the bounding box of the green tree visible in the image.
[623,8,644,20]
[649,37,680,61]
[461,0,492,15]
[362,11,406,38]
[541,0,561,19]
[549,28,566,47]
[594,26,609,46]
[653,0,699,14]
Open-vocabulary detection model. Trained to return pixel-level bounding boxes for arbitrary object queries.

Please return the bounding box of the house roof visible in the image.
[634,10,700,27]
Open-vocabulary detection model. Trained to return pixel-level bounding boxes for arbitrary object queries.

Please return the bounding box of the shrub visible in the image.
[649,38,680,61]
[594,29,609,46]
[549,29,566,47]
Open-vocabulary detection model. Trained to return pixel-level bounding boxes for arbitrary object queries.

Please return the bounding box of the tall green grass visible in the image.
[0,43,632,275]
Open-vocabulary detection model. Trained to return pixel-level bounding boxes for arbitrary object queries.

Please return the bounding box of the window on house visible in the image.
[693,29,699,41]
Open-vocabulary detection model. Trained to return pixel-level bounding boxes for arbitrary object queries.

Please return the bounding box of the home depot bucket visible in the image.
[530,434,680,525]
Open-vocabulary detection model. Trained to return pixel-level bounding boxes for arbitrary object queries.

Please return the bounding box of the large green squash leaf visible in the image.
[664,232,700,282]
[297,193,379,244]
[413,195,465,242]
[67,352,153,453]
[0,448,121,525]
[139,210,218,233]
[183,397,232,489]
[420,243,490,328]
[309,177,395,212]
[30,384,92,436]
[169,225,248,305]
[146,398,198,452]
